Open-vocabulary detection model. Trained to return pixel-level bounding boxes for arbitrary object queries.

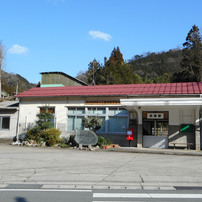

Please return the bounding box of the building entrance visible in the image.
[142,112,169,149]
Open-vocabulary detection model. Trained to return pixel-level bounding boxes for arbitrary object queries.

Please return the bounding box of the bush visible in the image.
[97,136,112,147]
[68,134,78,147]
[82,117,104,132]
[26,127,42,143]
[42,128,62,146]
[97,136,107,147]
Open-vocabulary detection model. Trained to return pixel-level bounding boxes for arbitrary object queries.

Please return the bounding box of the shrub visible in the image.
[82,117,104,132]
[26,127,42,143]
[68,133,78,147]
[97,136,112,147]
[42,128,62,146]
[97,136,107,147]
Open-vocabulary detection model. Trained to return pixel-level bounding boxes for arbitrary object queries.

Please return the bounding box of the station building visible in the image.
[17,76,202,150]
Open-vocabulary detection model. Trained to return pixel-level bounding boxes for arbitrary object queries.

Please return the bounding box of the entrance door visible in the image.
[143,120,168,148]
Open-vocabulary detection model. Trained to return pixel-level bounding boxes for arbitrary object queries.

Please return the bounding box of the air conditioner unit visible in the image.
[147,113,164,119]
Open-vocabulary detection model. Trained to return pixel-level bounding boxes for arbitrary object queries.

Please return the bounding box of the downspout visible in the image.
[16,108,20,142]
[15,101,20,143]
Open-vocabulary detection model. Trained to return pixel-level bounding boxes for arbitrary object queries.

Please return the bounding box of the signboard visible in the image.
[127,129,134,140]
[180,124,195,133]
[147,113,164,119]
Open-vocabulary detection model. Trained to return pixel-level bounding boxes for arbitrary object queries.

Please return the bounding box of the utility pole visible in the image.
[91,60,96,86]
[15,82,19,101]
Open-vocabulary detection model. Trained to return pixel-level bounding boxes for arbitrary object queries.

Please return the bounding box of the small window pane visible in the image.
[76,108,85,115]
[68,116,75,131]
[108,117,117,132]
[97,117,105,132]
[68,108,76,114]
[2,117,10,129]
[40,107,55,114]
[96,108,105,115]
[88,108,96,115]
[48,108,55,114]
[119,109,129,115]
[49,118,55,128]
[75,116,84,130]
[118,117,127,132]
[109,108,118,115]
[156,121,168,136]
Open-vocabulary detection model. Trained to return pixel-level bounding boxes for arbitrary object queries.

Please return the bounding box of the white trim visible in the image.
[93,193,202,199]
[121,98,202,107]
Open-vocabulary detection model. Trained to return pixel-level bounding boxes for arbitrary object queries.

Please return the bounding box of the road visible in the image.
[0,188,202,202]
[0,144,202,201]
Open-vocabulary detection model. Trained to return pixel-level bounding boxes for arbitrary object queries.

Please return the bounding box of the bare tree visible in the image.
[0,42,6,98]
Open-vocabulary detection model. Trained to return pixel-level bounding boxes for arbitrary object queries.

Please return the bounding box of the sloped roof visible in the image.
[17,82,202,98]
[40,72,88,86]
[0,101,19,109]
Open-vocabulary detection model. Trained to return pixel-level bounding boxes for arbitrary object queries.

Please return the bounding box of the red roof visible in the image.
[17,82,202,98]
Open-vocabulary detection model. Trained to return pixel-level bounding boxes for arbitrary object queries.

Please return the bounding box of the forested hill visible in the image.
[128,48,182,83]
[2,71,36,96]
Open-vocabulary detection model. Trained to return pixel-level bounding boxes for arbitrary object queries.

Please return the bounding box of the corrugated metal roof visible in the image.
[40,71,88,86]
[17,82,202,98]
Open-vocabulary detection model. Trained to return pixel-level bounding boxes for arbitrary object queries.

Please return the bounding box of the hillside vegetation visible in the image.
[128,48,183,83]
[77,25,201,84]
[2,71,35,96]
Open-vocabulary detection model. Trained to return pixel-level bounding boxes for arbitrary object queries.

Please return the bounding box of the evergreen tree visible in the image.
[86,59,105,85]
[172,25,202,82]
[104,47,142,84]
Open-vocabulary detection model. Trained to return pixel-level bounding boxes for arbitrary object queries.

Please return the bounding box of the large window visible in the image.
[67,106,129,133]
[0,116,10,130]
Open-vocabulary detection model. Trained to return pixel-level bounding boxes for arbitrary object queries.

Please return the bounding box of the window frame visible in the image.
[67,106,129,134]
[67,107,85,132]
[0,116,10,130]
[39,107,56,128]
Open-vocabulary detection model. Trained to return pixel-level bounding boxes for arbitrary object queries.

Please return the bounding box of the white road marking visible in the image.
[0,189,92,192]
[93,193,202,199]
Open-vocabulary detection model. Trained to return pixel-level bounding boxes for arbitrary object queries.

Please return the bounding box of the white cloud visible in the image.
[89,30,112,41]
[9,44,29,55]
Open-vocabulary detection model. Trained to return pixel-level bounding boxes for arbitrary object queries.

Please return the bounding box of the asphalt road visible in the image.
[0,144,202,190]
[0,188,202,202]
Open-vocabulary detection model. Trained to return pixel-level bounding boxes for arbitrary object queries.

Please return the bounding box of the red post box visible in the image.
[127,129,134,140]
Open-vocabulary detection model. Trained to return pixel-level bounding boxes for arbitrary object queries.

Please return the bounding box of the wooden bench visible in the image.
[170,142,193,150]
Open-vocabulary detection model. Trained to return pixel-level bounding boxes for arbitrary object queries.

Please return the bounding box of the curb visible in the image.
[107,147,202,156]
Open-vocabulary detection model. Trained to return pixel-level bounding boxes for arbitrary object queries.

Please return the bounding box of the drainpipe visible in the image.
[16,108,20,142]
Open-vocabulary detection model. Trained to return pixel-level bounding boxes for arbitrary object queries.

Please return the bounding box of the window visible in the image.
[108,107,128,133]
[87,108,106,132]
[0,117,10,130]
[39,107,55,127]
[143,111,169,136]
[67,106,129,133]
[67,107,85,131]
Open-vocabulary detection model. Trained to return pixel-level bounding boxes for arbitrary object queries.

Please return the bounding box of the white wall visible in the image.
[0,110,18,139]
[19,98,86,134]
[137,106,197,125]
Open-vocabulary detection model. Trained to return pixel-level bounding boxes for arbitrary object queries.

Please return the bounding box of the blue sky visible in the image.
[1,0,202,84]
